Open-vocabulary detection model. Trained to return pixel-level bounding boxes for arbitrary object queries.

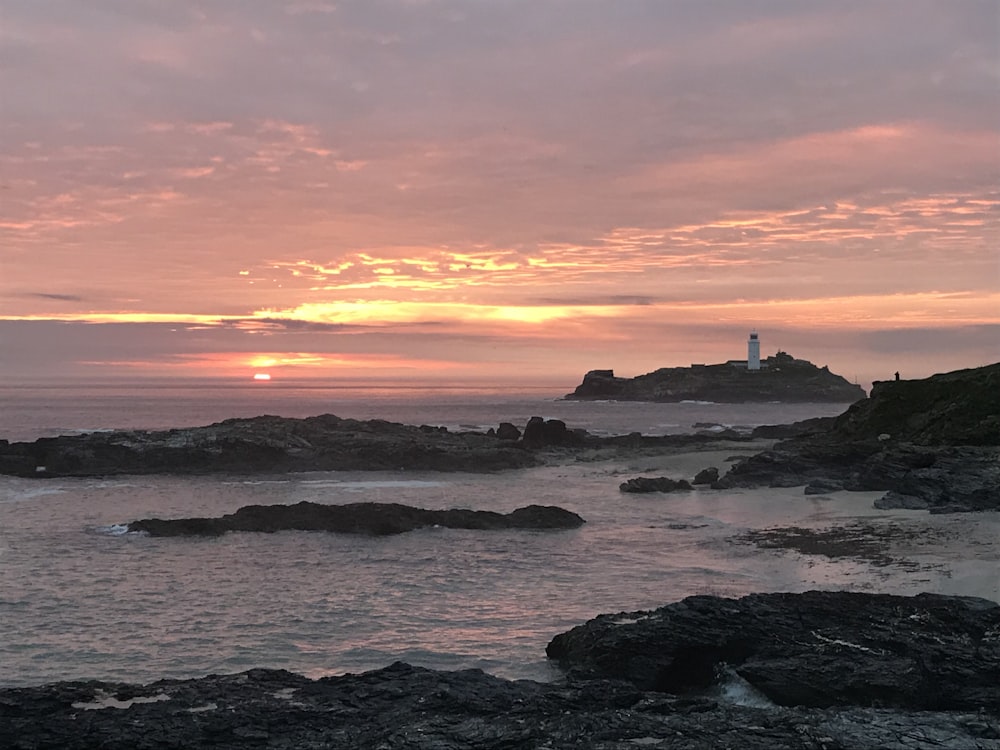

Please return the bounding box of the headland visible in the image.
[717,362,1000,512]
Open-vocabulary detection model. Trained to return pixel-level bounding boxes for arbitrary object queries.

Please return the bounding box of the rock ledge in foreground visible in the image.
[546,589,1000,711]
[4,591,999,750]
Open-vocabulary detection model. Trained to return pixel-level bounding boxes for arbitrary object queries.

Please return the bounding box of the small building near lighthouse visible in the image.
[747,331,761,371]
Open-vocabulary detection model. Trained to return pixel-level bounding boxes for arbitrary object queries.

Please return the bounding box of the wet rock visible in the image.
[721,441,1000,511]
[128,501,586,537]
[717,363,1000,512]
[521,416,585,447]
[3,414,746,478]
[692,467,720,485]
[874,491,932,510]
[804,478,844,495]
[619,476,693,493]
[734,522,941,568]
[751,416,837,439]
[546,590,1000,712]
[0,414,542,477]
[495,422,521,440]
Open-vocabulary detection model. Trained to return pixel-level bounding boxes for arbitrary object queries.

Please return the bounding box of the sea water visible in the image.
[0,381,997,689]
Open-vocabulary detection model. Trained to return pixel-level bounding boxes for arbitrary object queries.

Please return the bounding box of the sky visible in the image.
[1,0,998,390]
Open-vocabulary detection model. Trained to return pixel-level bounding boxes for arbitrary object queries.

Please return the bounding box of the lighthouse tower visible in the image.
[747,331,761,371]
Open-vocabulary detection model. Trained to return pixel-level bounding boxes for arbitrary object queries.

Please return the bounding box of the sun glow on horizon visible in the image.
[5,290,999,332]
[253,372,271,381]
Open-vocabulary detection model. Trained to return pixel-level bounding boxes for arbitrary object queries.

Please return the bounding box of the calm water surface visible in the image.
[1,384,996,688]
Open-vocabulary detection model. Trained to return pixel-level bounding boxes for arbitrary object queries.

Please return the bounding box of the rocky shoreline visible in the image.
[0,412,754,479]
[2,364,997,515]
[716,363,1000,512]
[4,591,997,749]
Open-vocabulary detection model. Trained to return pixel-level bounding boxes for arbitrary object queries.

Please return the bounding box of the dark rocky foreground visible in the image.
[567,351,865,403]
[129,501,585,537]
[716,362,1000,512]
[4,591,998,750]
[0,413,754,479]
[546,590,1000,711]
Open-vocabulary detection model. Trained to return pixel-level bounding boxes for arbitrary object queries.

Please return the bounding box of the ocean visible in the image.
[1,381,997,689]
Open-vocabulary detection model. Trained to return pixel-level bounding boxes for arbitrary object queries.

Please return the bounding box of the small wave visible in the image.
[303,480,448,490]
[94,524,138,536]
[224,479,291,486]
[72,691,171,711]
[713,666,775,708]
[0,485,68,503]
[680,400,717,405]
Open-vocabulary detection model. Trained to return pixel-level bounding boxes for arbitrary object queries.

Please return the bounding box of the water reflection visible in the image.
[0,460,997,688]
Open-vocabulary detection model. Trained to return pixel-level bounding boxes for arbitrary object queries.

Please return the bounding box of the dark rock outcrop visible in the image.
[4,592,998,750]
[0,413,761,479]
[803,477,845,495]
[128,501,585,537]
[0,414,542,478]
[619,476,693,493]
[495,421,521,440]
[546,590,1000,711]
[735,521,955,568]
[751,415,838,439]
[718,363,1000,512]
[567,352,865,403]
[521,416,587,447]
[693,466,720,484]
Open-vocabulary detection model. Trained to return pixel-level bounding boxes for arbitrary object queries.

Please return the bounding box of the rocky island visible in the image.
[4,590,997,749]
[567,351,866,403]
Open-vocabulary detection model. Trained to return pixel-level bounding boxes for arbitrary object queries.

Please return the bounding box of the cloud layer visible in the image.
[1,1,997,387]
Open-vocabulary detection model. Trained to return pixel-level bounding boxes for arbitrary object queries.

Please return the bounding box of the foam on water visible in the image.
[300,479,448,490]
[0,484,68,503]
[713,666,776,708]
[94,524,135,537]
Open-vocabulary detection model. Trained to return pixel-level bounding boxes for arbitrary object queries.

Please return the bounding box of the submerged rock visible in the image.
[619,476,693,493]
[692,467,720,485]
[128,501,586,537]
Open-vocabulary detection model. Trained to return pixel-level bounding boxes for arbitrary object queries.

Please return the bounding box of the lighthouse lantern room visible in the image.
[747,331,761,371]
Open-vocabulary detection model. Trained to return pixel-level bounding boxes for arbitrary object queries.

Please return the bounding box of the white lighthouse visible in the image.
[747,331,761,371]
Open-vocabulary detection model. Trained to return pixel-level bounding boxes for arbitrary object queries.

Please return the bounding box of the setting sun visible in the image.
[253,373,272,381]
